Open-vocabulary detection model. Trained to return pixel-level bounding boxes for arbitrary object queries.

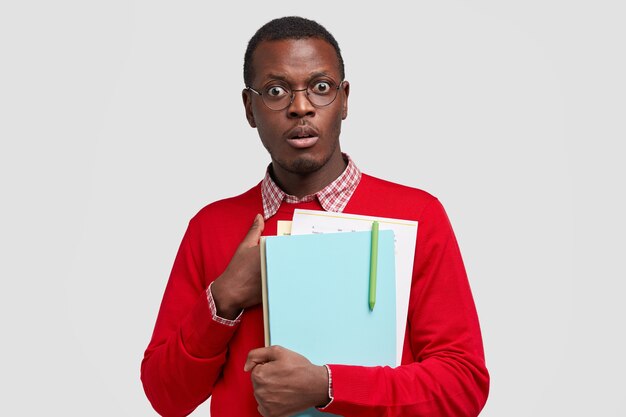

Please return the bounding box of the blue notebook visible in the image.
[261,230,396,417]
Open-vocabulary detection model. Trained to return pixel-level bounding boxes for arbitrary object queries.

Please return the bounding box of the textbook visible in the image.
[260,230,396,417]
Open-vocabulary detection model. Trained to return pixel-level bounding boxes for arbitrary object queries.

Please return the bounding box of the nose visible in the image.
[288,89,316,118]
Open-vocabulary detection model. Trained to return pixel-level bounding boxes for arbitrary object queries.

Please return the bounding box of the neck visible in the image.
[271,151,347,198]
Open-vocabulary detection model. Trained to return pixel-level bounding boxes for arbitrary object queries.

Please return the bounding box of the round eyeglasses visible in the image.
[245,79,344,111]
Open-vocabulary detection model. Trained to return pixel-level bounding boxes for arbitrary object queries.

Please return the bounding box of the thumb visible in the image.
[241,214,265,247]
[244,346,280,372]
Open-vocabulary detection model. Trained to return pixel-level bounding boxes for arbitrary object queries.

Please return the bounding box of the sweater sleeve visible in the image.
[322,199,489,417]
[140,221,237,417]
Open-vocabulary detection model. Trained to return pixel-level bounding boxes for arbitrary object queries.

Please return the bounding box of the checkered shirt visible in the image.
[261,154,362,220]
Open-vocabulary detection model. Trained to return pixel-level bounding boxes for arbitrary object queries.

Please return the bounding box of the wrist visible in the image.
[313,364,331,408]
[211,276,242,319]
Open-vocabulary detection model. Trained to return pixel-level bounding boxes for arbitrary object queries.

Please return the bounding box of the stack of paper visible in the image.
[290,209,419,364]
[260,210,418,417]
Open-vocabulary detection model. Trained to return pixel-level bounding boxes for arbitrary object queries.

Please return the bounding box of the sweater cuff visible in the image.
[319,364,388,415]
[180,288,240,359]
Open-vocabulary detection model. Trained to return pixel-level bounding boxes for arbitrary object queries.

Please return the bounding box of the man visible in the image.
[141,16,489,417]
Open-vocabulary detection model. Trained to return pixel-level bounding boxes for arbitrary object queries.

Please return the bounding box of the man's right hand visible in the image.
[211,214,265,319]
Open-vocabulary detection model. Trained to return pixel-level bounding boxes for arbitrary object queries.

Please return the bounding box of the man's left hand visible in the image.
[244,345,330,417]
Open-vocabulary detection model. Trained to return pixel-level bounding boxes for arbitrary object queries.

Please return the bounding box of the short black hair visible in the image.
[243,16,345,87]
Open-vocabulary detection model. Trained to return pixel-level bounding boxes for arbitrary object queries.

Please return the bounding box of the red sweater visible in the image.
[141,173,489,416]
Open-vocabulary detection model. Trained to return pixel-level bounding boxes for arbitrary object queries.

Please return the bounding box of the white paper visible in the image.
[291,209,418,366]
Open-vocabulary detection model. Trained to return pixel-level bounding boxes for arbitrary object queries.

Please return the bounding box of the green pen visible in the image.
[369,221,379,311]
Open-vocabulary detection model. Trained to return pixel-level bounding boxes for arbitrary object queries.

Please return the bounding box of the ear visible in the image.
[242,89,257,128]
[340,81,350,120]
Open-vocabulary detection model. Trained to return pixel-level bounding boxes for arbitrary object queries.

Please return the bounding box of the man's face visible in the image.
[243,38,349,176]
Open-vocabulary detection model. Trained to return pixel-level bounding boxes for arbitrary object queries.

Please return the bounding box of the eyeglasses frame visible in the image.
[245,79,345,111]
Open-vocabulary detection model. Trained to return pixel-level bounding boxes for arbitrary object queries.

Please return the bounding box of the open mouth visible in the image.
[292,132,315,139]
[288,125,319,139]
[286,126,320,149]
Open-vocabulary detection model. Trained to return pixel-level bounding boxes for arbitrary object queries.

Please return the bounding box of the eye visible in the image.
[265,85,288,98]
[311,81,333,94]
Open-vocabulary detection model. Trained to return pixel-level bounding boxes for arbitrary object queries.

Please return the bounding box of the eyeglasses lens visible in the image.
[262,83,340,111]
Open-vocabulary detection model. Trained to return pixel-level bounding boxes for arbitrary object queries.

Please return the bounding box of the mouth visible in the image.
[285,125,320,149]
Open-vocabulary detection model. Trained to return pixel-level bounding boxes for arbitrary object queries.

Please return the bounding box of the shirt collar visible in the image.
[261,154,362,220]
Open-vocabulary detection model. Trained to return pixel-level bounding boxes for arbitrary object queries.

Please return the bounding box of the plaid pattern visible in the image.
[206,282,242,327]
[317,364,335,410]
[261,154,362,220]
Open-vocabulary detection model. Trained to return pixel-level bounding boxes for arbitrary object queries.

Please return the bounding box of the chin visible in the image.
[275,154,327,175]
[285,157,324,175]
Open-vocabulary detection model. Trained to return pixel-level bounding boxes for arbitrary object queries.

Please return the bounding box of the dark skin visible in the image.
[211,38,350,417]
[244,37,349,197]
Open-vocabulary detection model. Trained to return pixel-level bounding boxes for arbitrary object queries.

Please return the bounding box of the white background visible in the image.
[1,1,624,416]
